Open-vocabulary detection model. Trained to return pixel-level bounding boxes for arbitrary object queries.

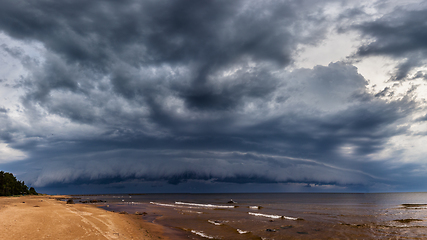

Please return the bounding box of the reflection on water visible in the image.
[75,193,427,239]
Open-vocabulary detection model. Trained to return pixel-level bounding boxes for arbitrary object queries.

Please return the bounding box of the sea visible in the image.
[72,193,427,239]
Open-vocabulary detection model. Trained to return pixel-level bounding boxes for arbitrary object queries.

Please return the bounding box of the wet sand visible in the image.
[0,195,168,240]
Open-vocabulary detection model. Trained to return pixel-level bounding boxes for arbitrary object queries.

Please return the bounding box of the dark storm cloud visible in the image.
[0,108,16,143]
[0,0,329,128]
[15,83,412,191]
[0,0,316,81]
[0,0,422,192]
[353,9,427,80]
[0,0,327,122]
[20,145,377,188]
[416,114,427,122]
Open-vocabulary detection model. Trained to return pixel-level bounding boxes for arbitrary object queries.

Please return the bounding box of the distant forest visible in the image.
[0,171,37,196]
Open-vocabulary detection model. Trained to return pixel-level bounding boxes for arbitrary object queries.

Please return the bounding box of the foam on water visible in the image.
[208,220,222,226]
[190,230,215,239]
[249,206,261,209]
[175,201,236,208]
[150,201,202,209]
[237,229,248,234]
[150,202,177,207]
[248,212,297,220]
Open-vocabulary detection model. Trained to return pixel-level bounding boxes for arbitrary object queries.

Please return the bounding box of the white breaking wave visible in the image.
[208,220,226,226]
[237,229,248,234]
[175,201,236,208]
[208,220,222,226]
[191,230,215,239]
[249,206,261,209]
[150,202,177,207]
[150,202,201,209]
[248,212,297,220]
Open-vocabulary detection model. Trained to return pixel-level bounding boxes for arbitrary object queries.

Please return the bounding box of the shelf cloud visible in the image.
[0,0,427,194]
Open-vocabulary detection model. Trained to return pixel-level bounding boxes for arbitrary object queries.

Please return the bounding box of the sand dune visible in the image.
[0,195,167,240]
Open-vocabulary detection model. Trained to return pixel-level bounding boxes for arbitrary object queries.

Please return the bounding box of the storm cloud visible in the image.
[353,8,427,81]
[0,0,426,194]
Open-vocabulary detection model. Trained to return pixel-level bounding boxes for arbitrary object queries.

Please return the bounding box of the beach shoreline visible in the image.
[72,192,427,239]
[0,195,168,240]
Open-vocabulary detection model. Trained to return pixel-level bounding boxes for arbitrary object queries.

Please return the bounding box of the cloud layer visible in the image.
[0,0,426,193]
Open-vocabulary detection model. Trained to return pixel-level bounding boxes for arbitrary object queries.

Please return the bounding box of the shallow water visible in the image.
[74,193,427,239]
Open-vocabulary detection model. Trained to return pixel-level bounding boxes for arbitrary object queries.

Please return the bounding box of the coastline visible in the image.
[5,193,427,239]
[0,195,168,240]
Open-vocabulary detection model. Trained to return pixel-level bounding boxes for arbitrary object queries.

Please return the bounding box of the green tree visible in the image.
[29,187,37,195]
[0,171,37,196]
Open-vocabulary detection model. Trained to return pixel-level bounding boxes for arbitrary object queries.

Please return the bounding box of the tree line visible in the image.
[0,171,37,196]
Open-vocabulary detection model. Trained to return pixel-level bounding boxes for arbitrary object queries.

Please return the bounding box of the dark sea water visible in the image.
[73,193,427,239]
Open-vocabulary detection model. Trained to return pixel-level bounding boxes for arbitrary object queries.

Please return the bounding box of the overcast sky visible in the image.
[1,0,427,194]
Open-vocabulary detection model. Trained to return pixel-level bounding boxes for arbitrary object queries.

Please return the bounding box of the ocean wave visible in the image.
[249,206,262,209]
[237,229,248,234]
[150,202,177,207]
[150,202,202,209]
[248,212,297,220]
[190,230,215,239]
[175,201,236,208]
[208,220,222,226]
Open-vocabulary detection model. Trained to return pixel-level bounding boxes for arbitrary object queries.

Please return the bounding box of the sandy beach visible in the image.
[0,195,167,240]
